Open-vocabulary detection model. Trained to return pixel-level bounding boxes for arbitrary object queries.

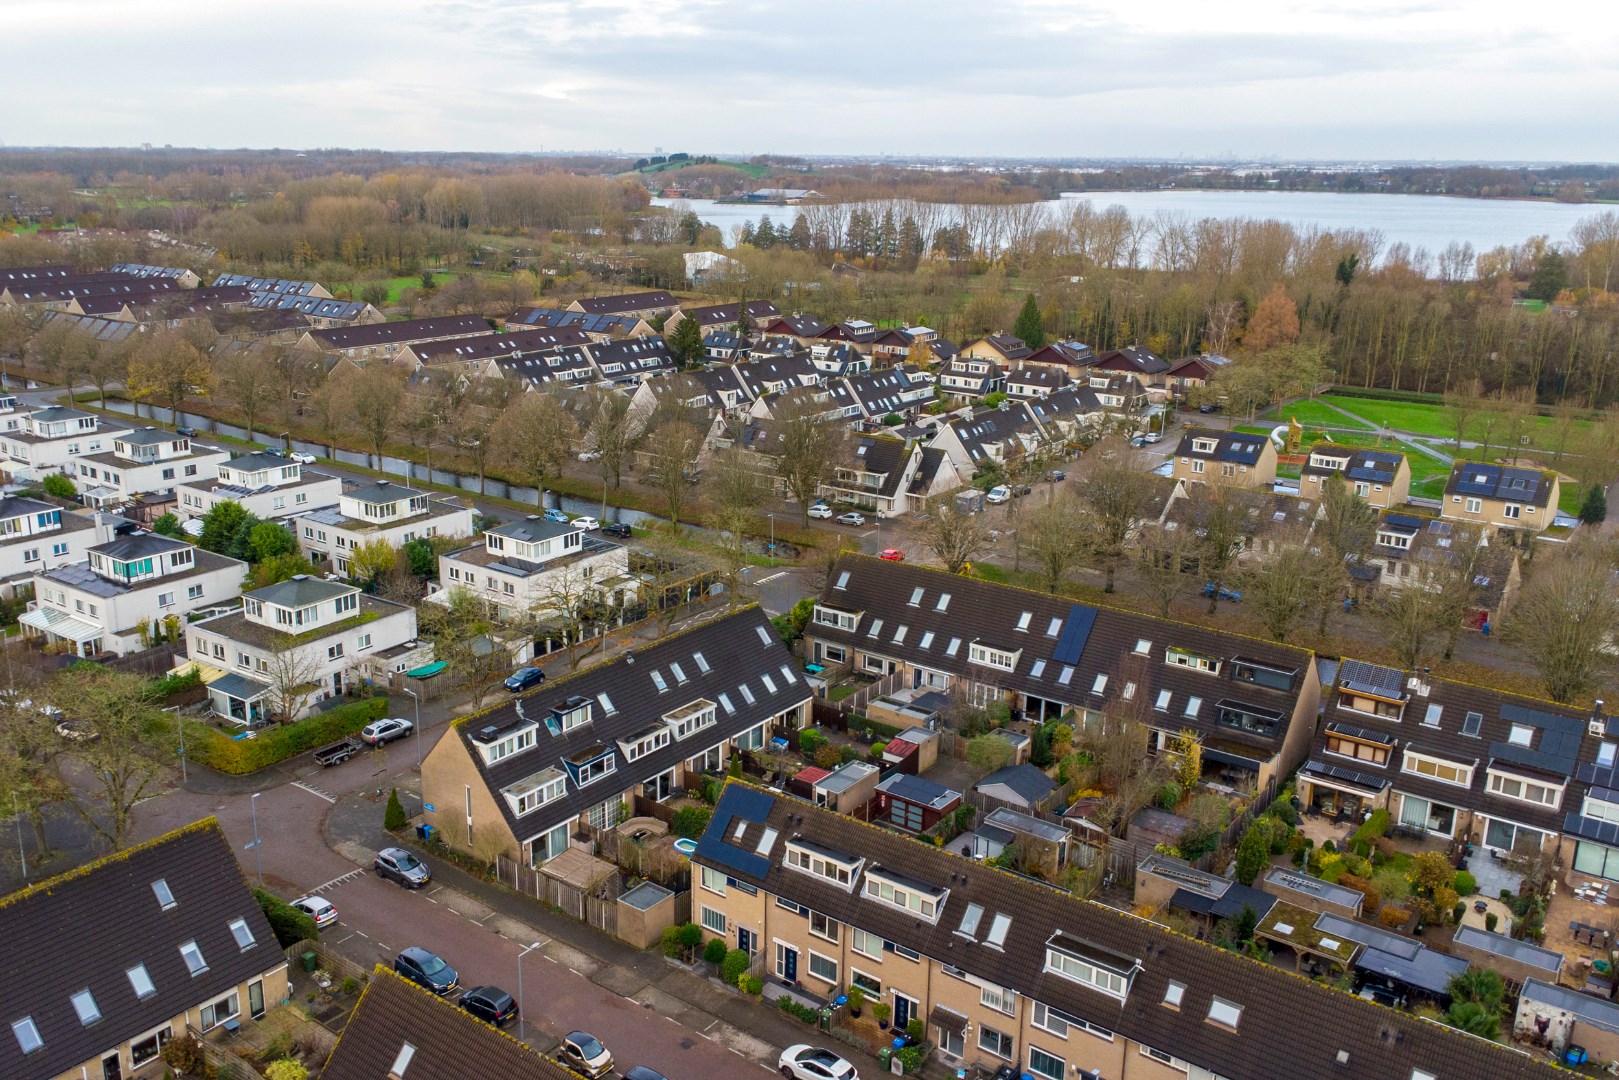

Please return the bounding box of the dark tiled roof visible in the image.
[697,785,1548,1080]
[1303,444,1404,484]
[413,328,591,362]
[1174,427,1268,465]
[505,307,645,336]
[573,290,675,315]
[977,763,1056,805]
[1444,462,1555,508]
[679,300,779,325]
[454,608,811,844]
[1005,366,1072,394]
[763,314,827,338]
[812,556,1311,758]
[965,334,1031,361]
[0,820,279,1080]
[321,967,581,1080]
[590,336,675,377]
[1094,345,1170,375]
[309,315,490,350]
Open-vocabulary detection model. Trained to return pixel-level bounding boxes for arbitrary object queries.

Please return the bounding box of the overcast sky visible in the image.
[5,0,1617,161]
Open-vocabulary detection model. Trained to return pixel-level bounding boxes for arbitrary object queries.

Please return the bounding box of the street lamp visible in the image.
[249,792,263,885]
[274,431,290,453]
[402,686,422,769]
[176,708,187,784]
[12,792,26,881]
[516,941,544,1044]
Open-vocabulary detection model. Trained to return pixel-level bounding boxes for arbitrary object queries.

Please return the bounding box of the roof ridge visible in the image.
[0,816,225,911]
[1334,653,1587,712]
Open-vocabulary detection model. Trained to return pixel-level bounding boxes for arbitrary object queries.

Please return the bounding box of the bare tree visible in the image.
[1444,378,1482,455]
[1073,437,1156,592]
[1191,490,1250,614]
[1083,658,1172,839]
[46,667,176,851]
[775,390,847,524]
[916,501,992,575]
[705,446,768,607]
[1134,525,1194,618]
[331,363,409,469]
[263,638,324,723]
[215,346,280,439]
[527,563,612,672]
[1510,546,1619,704]
[1242,542,1334,641]
[644,418,703,524]
[419,586,517,709]
[1373,575,1447,671]
[127,331,213,422]
[491,389,578,508]
[1023,494,1086,594]
[581,386,639,492]
[1317,473,1377,563]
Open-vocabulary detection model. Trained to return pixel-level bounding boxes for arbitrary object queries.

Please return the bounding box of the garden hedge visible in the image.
[187,697,390,774]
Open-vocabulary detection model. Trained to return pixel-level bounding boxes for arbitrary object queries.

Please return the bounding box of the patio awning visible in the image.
[18,607,102,642]
[209,672,271,702]
[928,1004,968,1034]
[1301,759,1389,795]
[1204,746,1265,768]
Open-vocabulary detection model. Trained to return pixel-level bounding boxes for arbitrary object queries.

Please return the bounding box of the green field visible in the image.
[631,159,769,180]
[1320,393,1598,454]
[1263,398,1376,431]
[1239,423,1455,498]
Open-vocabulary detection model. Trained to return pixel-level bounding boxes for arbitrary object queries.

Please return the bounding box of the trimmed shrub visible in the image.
[254,886,318,947]
[384,789,407,830]
[1153,782,1183,811]
[660,925,684,958]
[1379,905,1412,930]
[671,805,712,839]
[741,974,763,996]
[187,697,389,774]
[1454,870,1478,896]
[1337,874,1381,915]
[798,728,828,755]
[721,949,750,986]
[1485,912,1499,932]
[703,938,728,966]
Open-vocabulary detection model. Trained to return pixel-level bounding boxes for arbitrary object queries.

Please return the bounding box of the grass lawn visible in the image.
[1263,398,1376,431]
[1559,485,1583,515]
[1321,395,1456,439]
[632,159,769,179]
[828,684,857,703]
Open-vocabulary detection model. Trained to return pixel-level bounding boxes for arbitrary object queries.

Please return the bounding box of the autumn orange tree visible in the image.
[1242,283,1301,353]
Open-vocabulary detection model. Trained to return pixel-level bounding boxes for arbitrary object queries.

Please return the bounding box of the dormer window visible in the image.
[783,840,862,889]
[562,744,616,788]
[621,723,673,762]
[664,699,717,740]
[1192,438,1217,454]
[478,722,538,764]
[503,767,566,815]
[1165,647,1220,675]
[1044,935,1136,1001]
[547,696,593,735]
[863,868,947,922]
[969,642,1019,671]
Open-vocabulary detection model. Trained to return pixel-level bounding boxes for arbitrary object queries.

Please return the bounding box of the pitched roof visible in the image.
[976,764,1057,805]
[321,967,581,1080]
[0,820,278,1080]
[249,574,353,608]
[1444,462,1556,508]
[1005,366,1072,394]
[412,328,591,363]
[763,314,827,338]
[697,785,1548,1080]
[572,290,675,315]
[964,334,1031,361]
[1174,427,1269,466]
[452,607,811,844]
[679,300,779,326]
[1303,444,1405,484]
[505,307,645,336]
[590,336,675,378]
[1094,345,1170,375]
[308,315,489,350]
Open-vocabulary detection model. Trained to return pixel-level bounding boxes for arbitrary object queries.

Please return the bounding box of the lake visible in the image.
[654,191,1604,260]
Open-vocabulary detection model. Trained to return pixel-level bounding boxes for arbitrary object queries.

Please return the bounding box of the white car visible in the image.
[570,516,601,531]
[290,451,317,464]
[779,1044,858,1080]
[361,717,413,746]
[577,450,601,462]
[985,485,1011,504]
[561,1031,613,1078]
[290,895,339,929]
[1142,431,1164,444]
[807,504,834,520]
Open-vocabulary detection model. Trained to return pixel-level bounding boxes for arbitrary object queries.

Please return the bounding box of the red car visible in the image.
[879,548,906,562]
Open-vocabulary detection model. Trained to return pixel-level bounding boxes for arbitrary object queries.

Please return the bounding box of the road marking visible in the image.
[292,780,336,803]
[309,868,365,893]
[756,572,786,585]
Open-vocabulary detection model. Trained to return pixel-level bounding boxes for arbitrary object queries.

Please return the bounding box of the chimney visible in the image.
[1592,699,1608,739]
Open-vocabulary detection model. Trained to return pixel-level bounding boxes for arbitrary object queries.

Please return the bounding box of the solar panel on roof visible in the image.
[1051,604,1096,664]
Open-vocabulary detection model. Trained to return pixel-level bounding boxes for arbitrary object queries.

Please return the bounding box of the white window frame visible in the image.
[1401,749,1472,787]
[806,949,838,985]
[851,927,884,960]
[700,905,727,934]
[700,866,727,895]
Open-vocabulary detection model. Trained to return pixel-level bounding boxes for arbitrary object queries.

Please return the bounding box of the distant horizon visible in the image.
[2,145,1618,171]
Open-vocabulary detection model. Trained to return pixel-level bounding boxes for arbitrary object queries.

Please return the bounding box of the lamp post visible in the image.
[516,941,544,1044]
[403,686,422,769]
[274,431,289,453]
[249,792,263,884]
[176,708,187,784]
[767,513,774,554]
[12,792,26,881]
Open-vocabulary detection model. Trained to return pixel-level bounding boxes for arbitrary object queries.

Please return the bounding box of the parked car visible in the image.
[1130,435,1147,447]
[560,1031,614,1078]
[807,504,834,520]
[1010,483,1031,496]
[779,1044,859,1080]
[835,511,866,527]
[570,516,601,531]
[175,425,199,437]
[1199,403,1222,413]
[290,451,317,464]
[603,521,632,538]
[289,895,338,929]
[1202,582,1243,602]
[360,717,413,745]
[394,947,459,995]
[542,508,570,523]
[878,548,905,562]
[1045,469,1066,482]
[312,736,361,767]
[504,666,546,692]
[459,985,519,1027]
[577,450,601,462]
[1142,431,1164,443]
[623,1068,669,1080]
[375,847,431,888]
[985,485,1011,504]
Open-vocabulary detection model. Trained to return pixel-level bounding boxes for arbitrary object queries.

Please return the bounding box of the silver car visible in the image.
[375,846,431,888]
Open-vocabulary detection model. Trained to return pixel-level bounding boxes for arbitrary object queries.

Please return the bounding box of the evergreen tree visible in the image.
[788,214,812,251]
[754,218,777,249]
[1235,824,1270,885]
[668,317,704,370]
[1527,249,1570,302]
[677,212,702,245]
[1013,293,1047,349]
[737,221,754,246]
[384,788,407,830]
[875,208,898,260]
[898,216,925,265]
[1580,483,1609,525]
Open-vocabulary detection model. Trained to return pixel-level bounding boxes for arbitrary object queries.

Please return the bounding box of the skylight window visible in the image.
[1208,998,1241,1028]
[919,631,934,649]
[761,673,778,695]
[717,692,735,715]
[1461,711,1483,737]
[1017,612,1032,632]
[1046,617,1063,637]
[597,691,617,716]
[1030,659,1046,678]
[1422,704,1442,728]
[1134,639,1152,654]
[1164,982,1185,1007]
[11,1017,41,1055]
[71,988,101,1025]
[179,940,208,976]
[756,625,773,647]
[1185,696,1202,718]
[1156,689,1172,711]
[780,664,797,686]
[1057,666,1074,685]
[650,669,668,692]
[670,662,689,684]
[957,902,985,937]
[229,917,256,950]
[935,593,951,612]
[755,827,779,855]
[693,652,710,674]
[390,1042,416,1077]
[1508,724,1534,747]
[1091,674,1108,695]
[835,571,850,590]
[738,683,756,705]
[868,619,884,638]
[152,878,176,910]
[985,912,1012,948]
[909,587,924,607]
[946,637,961,656]
[127,964,155,999]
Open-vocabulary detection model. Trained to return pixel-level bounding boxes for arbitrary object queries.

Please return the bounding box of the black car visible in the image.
[175,425,200,437]
[459,985,519,1027]
[1045,469,1066,482]
[1198,403,1221,414]
[623,1068,669,1080]
[395,947,459,995]
[504,666,546,692]
[603,522,633,538]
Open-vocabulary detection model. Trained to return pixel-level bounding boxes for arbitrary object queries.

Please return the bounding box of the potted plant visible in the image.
[847,986,865,1018]
[872,1002,892,1030]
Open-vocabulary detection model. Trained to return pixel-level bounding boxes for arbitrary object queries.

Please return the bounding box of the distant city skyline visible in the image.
[5,0,1618,161]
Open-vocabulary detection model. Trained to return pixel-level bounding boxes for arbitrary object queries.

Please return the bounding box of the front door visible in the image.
[249,978,265,1019]
[738,927,754,956]
[102,1053,122,1080]
[776,943,798,982]
[893,993,917,1031]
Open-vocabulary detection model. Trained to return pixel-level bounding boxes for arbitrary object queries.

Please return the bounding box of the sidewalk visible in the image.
[322,788,902,1077]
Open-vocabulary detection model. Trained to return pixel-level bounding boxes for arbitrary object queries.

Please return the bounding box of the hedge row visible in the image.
[187,697,390,774]
[1324,385,1445,405]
